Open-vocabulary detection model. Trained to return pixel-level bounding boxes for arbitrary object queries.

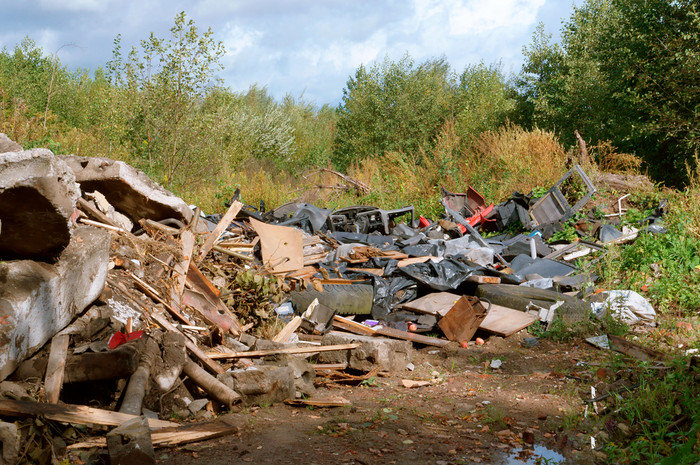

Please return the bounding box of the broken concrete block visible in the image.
[0,225,110,381]
[0,421,19,465]
[319,331,412,372]
[217,365,295,406]
[0,134,22,153]
[0,149,79,261]
[61,155,193,226]
[106,416,155,465]
[273,356,316,397]
[152,331,186,391]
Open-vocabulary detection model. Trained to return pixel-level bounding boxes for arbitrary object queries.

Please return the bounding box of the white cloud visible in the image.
[448,0,546,35]
[221,23,262,57]
[38,0,107,12]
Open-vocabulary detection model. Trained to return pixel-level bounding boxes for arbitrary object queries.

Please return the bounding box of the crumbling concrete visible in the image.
[319,331,412,372]
[61,155,193,226]
[273,357,316,397]
[0,225,110,381]
[0,420,20,465]
[0,134,22,153]
[106,416,156,465]
[0,149,79,262]
[218,365,295,406]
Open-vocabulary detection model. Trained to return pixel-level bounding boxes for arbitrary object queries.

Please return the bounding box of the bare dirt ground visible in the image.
[154,331,605,465]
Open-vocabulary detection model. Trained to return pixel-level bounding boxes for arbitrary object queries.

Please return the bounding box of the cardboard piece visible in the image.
[478,303,537,337]
[401,292,461,317]
[250,218,304,273]
[438,295,488,343]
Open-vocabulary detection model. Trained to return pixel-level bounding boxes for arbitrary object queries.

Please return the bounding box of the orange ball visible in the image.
[475,337,485,345]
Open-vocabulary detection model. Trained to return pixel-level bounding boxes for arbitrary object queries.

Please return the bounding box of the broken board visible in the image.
[400,292,461,317]
[478,302,537,337]
[250,218,304,273]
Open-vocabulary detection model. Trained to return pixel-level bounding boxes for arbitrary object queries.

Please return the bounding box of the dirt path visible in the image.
[157,332,602,465]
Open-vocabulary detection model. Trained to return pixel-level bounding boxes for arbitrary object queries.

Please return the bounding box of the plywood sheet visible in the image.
[250,218,304,273]
[478,303,537,337]
[401,292,461,317]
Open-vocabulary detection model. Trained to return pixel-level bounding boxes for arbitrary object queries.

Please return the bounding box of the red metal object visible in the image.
[418,215,431,228]
[108,330,144,349]
[441,185,494,232]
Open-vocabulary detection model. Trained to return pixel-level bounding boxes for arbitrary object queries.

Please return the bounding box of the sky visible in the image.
[0,0,579,107]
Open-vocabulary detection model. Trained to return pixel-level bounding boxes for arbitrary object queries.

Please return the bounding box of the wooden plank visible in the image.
[396,256,439,268]
[205,343,361,359]
[400,292,461,317]
[374,326,450,347]
[67,420,237,450]
[284,397,350,408]
[150,312,225,375]
[311,363,348,371]
[465,275,501,284]
[272,316,302,343]
[44,334,70,404]
[185,262,243,335]
[0,399,177,429]
[332,315,377,336]
[346,267,384,276]
[173,230,196,298]
[197,201,243,264]
[212,245,255,261]
[478,303,537,337]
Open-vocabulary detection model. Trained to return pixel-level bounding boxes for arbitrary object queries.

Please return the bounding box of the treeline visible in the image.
[0,1,697,209]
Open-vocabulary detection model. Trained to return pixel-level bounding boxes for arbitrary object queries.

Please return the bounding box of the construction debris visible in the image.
[0,139,670,462]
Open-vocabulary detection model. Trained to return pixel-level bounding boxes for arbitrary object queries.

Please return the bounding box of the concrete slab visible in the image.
[61,155,193,226]
[0,149,79,262]
[0,225,110,381]
[319,331,412,372]
[0,133,22,153]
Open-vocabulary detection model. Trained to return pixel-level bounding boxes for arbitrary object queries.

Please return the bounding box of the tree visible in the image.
[516,0,699,185]
[107,11,225,186]
[333,54,453,169]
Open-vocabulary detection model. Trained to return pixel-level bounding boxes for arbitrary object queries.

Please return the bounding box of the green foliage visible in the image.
[333,54,453,170]
[517,0,700,186]
[107,11,226,186]
[600,359,700,464]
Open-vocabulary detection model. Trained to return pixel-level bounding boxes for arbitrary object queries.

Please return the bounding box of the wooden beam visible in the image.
[44,334,70,404]
[205,343,361,359]
[67,420,238,450]
[0,399,177,429]
[272,316,302,343]
[197,201,243,264]
[332,315,377,336]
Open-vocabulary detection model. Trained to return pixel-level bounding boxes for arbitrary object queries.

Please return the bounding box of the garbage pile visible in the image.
[0,141,665,463]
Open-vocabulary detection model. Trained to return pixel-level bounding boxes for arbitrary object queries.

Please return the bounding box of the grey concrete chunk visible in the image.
[218,365,294,406]
[61,155,193,225]
[0,134,22,153]
[319,331,412,372]
[106,416,155,465]
[0,420,20,465]
[0,225,110,381]
[0,149,79,261]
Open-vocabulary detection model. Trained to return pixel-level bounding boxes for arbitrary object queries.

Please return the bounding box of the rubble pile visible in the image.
[0,139,668,463]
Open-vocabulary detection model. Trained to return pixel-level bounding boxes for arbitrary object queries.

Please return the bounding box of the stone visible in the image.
[0,225,110,381]
[217,365,294,406]
[0,149,79,262]
[273,356,316,396]
[0,134,22,153]
[187,398,210,414]
[106,416,155,465]
[61,155,193,226]
[318,331,412,372]
[0,421,20,465]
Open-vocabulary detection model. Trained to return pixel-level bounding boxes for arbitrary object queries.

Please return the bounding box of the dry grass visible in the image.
[594,140,643,173]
